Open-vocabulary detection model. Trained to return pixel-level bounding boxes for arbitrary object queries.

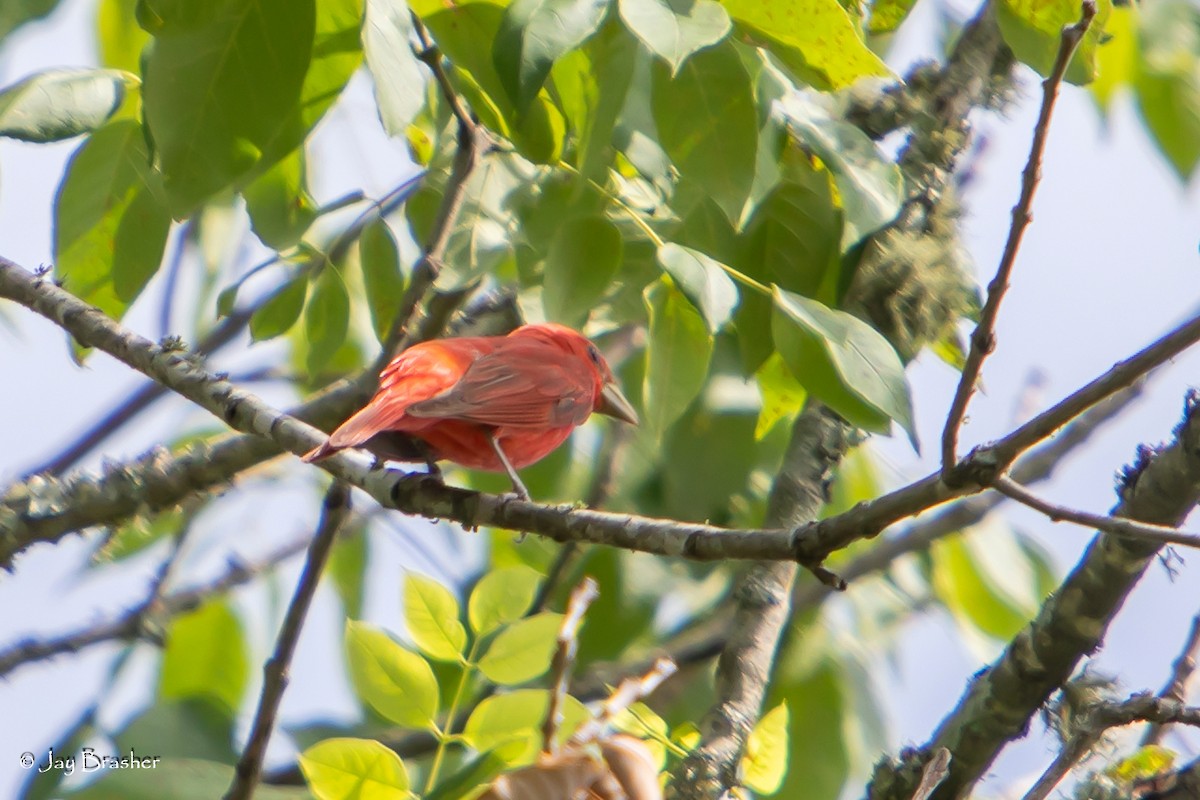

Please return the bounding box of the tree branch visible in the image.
[0,537,309,678]
[793,381,1145,612]
[1143,610,1200,747]
[1023,694,1200,800]
[225,482,352,800]
[670,403,853,799]
[942,0,1098,474]
[869,390,1200,799]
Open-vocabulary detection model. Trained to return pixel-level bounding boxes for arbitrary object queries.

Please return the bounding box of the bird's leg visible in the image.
[488,433,531,501]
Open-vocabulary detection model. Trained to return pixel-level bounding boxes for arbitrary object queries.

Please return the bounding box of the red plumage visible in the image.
[302,324,638,478]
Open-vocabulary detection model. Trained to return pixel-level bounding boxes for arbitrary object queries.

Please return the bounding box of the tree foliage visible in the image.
[3,0,1200,798]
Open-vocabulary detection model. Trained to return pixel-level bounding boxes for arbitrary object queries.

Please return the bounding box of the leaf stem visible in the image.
[424,640,481,794]
[554,160,772,297]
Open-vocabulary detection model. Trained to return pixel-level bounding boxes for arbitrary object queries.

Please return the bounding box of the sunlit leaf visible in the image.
[494,0,610,114]
[719,0,891,89]
[1135,0,1200,179]
[619,0,730,74]
[994,0,1112,85]
[476,613,563,685]
[772,287,915,443]
[160,601,248,715]
[469,565,542,635]
[754,352,807,440]
[300,738,410,800]
[404,573,468,662]
[462,689,589,756]
[742,702,789,794]
[0,68,129,142]
[345,621,439,728]
[363,0,427,136]
[656,243,739,334]
[1091,3,1137,112]
[772,93,902,247]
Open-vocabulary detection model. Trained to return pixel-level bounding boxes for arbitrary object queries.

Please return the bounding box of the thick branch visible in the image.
[942,0,1097,473]
[669,404,853,799]
[226,483,352,800]
[869,391,1200,799]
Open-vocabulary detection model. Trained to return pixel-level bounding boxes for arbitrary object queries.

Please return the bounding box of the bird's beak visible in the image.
[598,382,639,425]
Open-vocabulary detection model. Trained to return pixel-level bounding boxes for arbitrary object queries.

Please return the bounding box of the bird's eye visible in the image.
[587,345,602,366]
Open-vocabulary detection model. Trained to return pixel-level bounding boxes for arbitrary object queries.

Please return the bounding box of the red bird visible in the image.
[302,323,638,497]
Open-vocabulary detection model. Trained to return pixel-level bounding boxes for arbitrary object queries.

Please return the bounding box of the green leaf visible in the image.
[1091,4,1137,112]
[462,689,589,755]
[160,600,248,714]
[140,0,316,214]
[115,699,236,764]
[98,0,151,73]
[468,565,542,635]
[476,612,563,685]
[995,0,1112,85]
[250,275,309,342]
[0,68,129,143]
[54,119,170,324]
[755,352,807,439]
[656,243,738,334]
[345,621,439,728]
[742,154,842,298]
[304,266,350,375]
[424,745,528,800]
[494,0,611,115]
[260,0,364,163]
[363,0,427,136]
[618,0,730,73]
[772,287,915,442]
[328,524,368,620]
[359,217,406,344]
[243,148,318,250]
[69,759,310,800]
[867,0,918,34]
[663,408,757,523]
[543,215,623,326]
[769,657,848,800]
[404,573,468,662]
[0,0,61,43]
[550,20,636,179]
[742,702,789,794]
[642,279,714,441]
[773,93,902,248]
[652,41,757,224]
[932,521,1037,646]
[300,738,410,800]
[1135,0,1200,179]
[719,0,891,89]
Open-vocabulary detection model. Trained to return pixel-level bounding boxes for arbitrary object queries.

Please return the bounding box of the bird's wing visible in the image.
[326,338,496,448]
[405,341,596,429]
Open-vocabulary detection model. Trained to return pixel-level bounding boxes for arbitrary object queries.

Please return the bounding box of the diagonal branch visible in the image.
[225,482,352,800]
[941,0,1098,475]
[1142,610,1200,747]
[869,390,1200,799]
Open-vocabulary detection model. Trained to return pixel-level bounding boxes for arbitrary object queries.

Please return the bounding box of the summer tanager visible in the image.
[302,323,638,497]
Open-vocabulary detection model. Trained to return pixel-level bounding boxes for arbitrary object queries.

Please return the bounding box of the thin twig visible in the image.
[0,537,309,678]
[1023,695,1200,800]
[569,658,678,746]
[157,219,194,339]
[991,475,1200,549]
[543,577,599,755]
[1143,611,1200,746]
[225,482,352,800]
[941,0,1098,476]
